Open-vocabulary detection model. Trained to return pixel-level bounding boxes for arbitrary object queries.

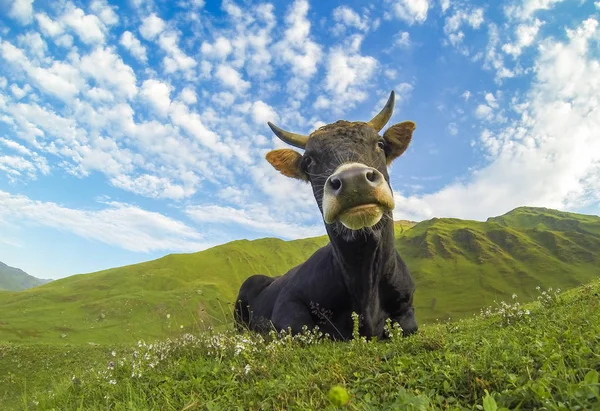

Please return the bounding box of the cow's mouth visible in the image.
[338,203,384,230]
[324,194,395,230]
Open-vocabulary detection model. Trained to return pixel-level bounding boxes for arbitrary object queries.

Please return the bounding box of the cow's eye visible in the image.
[302,156,313,171]
[377,140,386,150]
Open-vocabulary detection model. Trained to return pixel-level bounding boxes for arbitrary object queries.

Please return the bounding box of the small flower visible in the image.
[108,379,117,385]
[244,364,251,375]
[108,361,114,369]
[111,350,116,357]
[512,293,517,300]
[166,314,171,319]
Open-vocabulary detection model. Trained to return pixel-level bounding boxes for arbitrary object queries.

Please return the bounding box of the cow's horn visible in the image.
[267,122,309,149]
[367,90,395,132]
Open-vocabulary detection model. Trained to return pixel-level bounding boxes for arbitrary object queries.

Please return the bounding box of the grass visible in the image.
[2,279,599,410]
[0,207,599,345]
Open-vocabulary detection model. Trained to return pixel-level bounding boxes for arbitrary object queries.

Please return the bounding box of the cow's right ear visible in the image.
[265,149,308,181]
[382,121,416,165]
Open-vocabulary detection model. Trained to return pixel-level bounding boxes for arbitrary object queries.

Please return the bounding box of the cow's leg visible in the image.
[390,306,417,336]
[234,274,275,331]
[271,299,315,335]
[382,283,418,337]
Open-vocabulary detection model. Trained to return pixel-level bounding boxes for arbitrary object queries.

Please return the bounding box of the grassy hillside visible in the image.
[0,261,51,291]
[3,279,599,410]
[0,208,598,345]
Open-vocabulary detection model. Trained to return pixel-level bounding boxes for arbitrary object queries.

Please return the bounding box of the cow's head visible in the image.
[265,91,415,234]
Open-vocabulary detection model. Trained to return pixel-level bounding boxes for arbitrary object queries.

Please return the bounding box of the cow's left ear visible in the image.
[382,121,416,165]
[265,149,308,181]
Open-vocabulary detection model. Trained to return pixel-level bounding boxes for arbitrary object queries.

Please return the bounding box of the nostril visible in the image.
[329,176,342,191]
[365,169,379,183]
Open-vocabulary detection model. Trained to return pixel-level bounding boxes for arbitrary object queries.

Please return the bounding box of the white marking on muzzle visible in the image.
[322,162,365,220]
[322,162,394,230]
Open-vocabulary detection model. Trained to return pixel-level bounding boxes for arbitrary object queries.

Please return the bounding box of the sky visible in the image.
[0,0,599,280]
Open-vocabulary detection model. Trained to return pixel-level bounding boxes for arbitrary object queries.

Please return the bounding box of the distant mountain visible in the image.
[0,208,598,344]
[0,261,51,291]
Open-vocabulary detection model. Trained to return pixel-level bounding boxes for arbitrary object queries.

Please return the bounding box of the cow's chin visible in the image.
[338,204,384,230]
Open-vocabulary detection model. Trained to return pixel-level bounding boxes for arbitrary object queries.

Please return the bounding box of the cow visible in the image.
[234,90,418,340]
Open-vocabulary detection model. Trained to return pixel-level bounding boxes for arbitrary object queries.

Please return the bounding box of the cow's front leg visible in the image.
[271,299,315,335]
[382,285,418,337]
[390,306,418,336]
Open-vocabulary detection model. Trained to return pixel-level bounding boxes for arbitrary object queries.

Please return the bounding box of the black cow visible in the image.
[234,91,418,340]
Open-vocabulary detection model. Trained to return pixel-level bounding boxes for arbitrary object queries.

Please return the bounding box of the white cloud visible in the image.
[9,83,32,100]
[139,13,166,40]
[120,31,148,63]
[210,91,235,107]
[395,82,414,106]
[443,7,484,52]
[440,0,450,13]
[110,174,194,200]
[179,87,197,105]
[502,19,543,57]
[186,204,323,239]
[332,6,370,34]
[384,69,397,80]
[61,4,106,44]
[80,47,138,100]
[484,23,516,82]
[324,35,378,112]
[158,31,197,75]
[505,0,565,21]
[386,0,429,25]
[485,92,498,109]
[35,13,64,37]
[0,191,209,252]
[217,186,250,206]
[448,122,458,135]
[272,0,323,97]
[215,64,250,93]
[200,37,233,60]
[251,101,278,125]
[393,18,600,222]
[140,79,171,117]
[90,0,119,26]
[0,41,84,101]
[0,137,32,156]
[475,104,493,119]
[168,101,230,155]
[17,31,47,61]
[394,31,411,47]
[8,0,34,25]
[462,90,472,101]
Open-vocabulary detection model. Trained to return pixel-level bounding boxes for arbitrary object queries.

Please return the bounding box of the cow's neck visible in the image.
[327,217,396,337]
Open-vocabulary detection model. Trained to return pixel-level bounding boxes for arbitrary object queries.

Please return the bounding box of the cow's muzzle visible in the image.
[322,163,395,229]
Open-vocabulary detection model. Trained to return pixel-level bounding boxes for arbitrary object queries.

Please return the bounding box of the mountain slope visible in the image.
[0,209,598,344]
[0,262,51,291]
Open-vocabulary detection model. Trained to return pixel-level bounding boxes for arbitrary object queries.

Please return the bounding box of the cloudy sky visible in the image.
[0,0,599,280]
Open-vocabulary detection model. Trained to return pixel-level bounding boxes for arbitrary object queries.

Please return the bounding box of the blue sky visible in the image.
[1,0,599,280]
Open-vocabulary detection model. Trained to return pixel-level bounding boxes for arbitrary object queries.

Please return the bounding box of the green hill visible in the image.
[0,261,51,291]
[0,208,598,344]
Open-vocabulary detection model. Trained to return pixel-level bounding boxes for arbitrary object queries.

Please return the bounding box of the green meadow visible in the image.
[0,206,599,409]
[2,279,599,410]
